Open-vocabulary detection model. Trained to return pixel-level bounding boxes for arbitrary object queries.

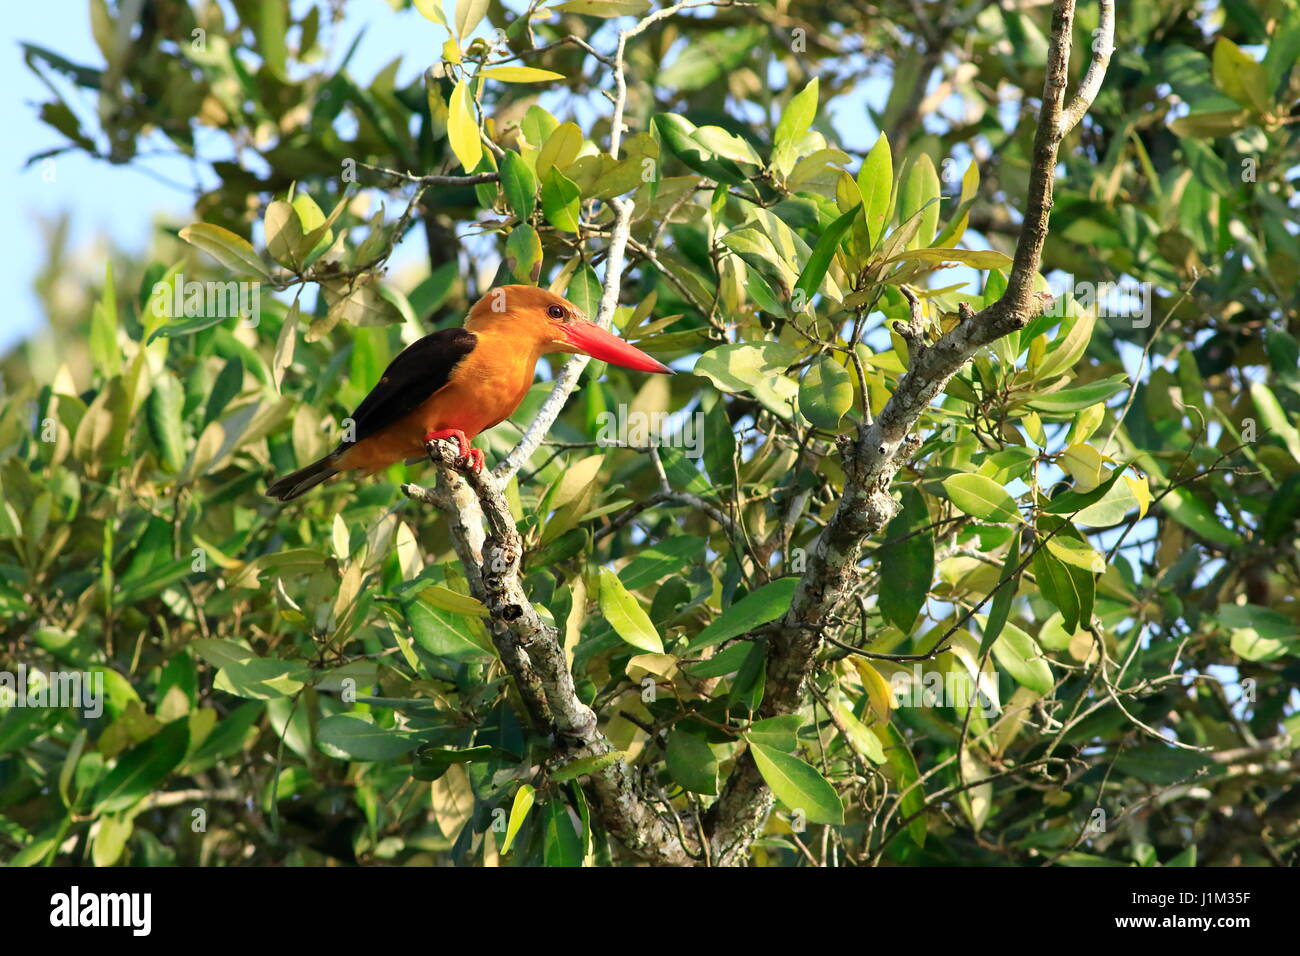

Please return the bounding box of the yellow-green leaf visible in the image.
[942,474,1019,523]
[747,739,844,824]
[178,223,270,280]
[448,79,482,172]
[480,66,565,83]
[598,568,663,653]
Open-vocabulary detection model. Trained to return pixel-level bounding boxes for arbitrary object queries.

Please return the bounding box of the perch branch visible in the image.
[403,439,700,865]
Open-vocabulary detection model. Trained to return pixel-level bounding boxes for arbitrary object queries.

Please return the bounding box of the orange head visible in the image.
[463,285,672,374]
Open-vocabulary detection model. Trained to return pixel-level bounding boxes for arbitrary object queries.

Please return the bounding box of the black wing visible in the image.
[340,328,478,448]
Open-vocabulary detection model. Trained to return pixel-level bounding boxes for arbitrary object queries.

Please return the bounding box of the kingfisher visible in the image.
[266,285,671,500]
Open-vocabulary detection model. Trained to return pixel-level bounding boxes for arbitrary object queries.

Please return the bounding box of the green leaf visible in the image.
[653,112,746,185]
[619,536,706,590]
[771,77,819,173]
[858,133,894,246]
[684,641,752,679]
[145,376,186,473]
[541,166,581,233]
[502,784,535,853]
[1032,535,1091,632]
[686,577,798,651]
[1036,308,1098,381]
[454,0,490,41]
[898,154,940,250]
[1114,746,1211,785]
[550,750,624,783]
[185,701,264,772]
[214,658,312,700]
[1042,463,1128,515]
[189,638,256,670]
[1249,382,1300,463]
[746,739,844,825]
[178,223,270,280]
[543,800,583,866]
[1024,377,1128,413]
[411,745,510,781]
[90,261,120,375]
[691,125,763,166]
[480,65,565,83]
[413,0,447,25]
[942,473,1019,523]
[878,487,934,633]
[693,341,802,420]
[830,697,886,764]
[505,224,543,282]
[1212,37,1270,113]
[405,599,493,661]
[1220,603,1297,662]
[992,622,1054,695]
[500,150,537,221]
[702,400,737,488]
[978,530,1022,657]
[882,247,1012,270]
[317,715,427,761]
[747,714,802,751]
[773,77,819,151]
[550,0,650,16]
[883,723,927,845]
[93,718,191,814]
[264,200,306,270]
[92,813,134,867]
[448,78,482,172]
[793,203,859,304]
[667,730,718,794]
[1161,487,1242,548]
[798,354,853,430]
[1045,533,1105,574]
[565,264,601,318]
[598,568,663,653]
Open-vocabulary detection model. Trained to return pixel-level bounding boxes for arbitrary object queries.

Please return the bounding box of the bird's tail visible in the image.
[266,456,340,502]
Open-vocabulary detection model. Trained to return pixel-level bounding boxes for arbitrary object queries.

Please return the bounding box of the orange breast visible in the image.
[335,334,539,476]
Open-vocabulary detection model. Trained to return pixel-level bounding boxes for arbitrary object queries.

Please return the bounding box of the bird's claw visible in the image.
[425,428,470,460]
[423,429,483,472]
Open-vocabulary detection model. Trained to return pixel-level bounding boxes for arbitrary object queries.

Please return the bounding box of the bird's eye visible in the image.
[547,304,566,320]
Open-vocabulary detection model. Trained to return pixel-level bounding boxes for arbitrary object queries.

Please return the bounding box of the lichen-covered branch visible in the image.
[706,0,1113,866]
[404,440,700,865]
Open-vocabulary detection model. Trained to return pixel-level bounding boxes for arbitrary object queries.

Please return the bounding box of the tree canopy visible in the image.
[2,0,1298,867]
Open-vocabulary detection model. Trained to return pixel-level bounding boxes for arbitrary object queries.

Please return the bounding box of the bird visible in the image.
[266,284,672,501]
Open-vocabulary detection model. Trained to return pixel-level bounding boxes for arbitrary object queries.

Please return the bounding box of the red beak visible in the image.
[560,320,673,374]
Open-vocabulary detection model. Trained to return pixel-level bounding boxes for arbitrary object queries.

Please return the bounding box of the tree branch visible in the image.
[403,440,700,865]
[705,0,1113,866]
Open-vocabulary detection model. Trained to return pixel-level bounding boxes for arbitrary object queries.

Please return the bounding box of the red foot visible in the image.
[425,428,470,459]
[424,428,483,472]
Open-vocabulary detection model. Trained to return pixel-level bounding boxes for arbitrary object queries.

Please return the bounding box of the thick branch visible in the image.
[706,0,1112,865]
[404,441,699,865]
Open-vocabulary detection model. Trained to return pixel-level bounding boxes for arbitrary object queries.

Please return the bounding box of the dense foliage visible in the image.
[2,0,1298,866]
